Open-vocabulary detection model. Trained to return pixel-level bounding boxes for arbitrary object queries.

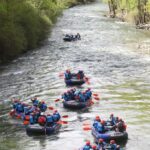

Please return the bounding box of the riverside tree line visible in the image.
[0,0,94,63]
[108,0,150,25]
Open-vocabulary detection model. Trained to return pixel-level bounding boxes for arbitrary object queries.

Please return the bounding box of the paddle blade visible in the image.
[62,115,69,118]
[55,99,61,102]
[93,94,99,97]
[57,121,68,125]
[48,106,54,110]
[94,97,100,101]
[83,127,91,131]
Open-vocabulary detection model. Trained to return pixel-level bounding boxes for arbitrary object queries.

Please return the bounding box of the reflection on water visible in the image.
[0,1,150,150]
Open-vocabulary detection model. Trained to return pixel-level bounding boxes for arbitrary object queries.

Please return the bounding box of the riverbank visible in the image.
[0,0,95,64]
[104,0,150,30]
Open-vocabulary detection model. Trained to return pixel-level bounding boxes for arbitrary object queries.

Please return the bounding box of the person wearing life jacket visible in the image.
[64,70,72,80]
[62,92,69,101]
[83,141,92,150]
[46,114,54,126]
[109,113,116,126]
[116,118,126,132]
[38,113,46,126]
[109,140,119,150]
[93,116,101,129]
[29,113,35,124]
[31,97,39,106]
[85,88,92,100]
[78,70,84,79]
[97,120,106,133]
[16,102,24,113]
[92,145,97,150]
[39,101,47,112]
[79,92,86,102]
[12,99,20,110]
[97,139,106,150]
[52,110,61,122]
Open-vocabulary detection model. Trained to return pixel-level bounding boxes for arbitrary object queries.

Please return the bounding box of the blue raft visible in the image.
[26,123,61,135]
[92,127,128,142]
[63,99,91,109]
[65,78,85,86]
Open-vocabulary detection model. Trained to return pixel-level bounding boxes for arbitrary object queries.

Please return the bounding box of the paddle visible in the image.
[55,99,61,102]
[48,106,55,110]
[57,120,68,125]
[94,97,100,101]
[83,127,92,131]
[62,115,69,118]
[93,93,99,97]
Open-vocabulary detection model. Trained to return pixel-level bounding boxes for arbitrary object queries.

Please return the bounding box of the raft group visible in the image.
[9,69,128,149]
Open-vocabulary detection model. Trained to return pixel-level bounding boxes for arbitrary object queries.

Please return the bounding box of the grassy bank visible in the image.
[0,0,94,64]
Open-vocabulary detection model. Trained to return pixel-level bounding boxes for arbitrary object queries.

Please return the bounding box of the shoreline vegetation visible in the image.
[0,0,95,64]
[104,0,150,29]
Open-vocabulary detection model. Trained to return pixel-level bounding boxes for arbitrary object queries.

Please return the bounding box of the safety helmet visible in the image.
[110,140,115,144]
[86,141,90,145]
[99,139,104,143]
[92,145,97,149]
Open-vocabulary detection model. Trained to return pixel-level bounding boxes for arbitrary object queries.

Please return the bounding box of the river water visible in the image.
[0,1,150,150]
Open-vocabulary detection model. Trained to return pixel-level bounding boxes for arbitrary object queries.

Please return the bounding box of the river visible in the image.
[0,1,150,150]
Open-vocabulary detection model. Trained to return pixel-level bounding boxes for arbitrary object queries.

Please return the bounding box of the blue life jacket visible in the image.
[47,115,54,123]
[40,104,47,112]
[62,94,69,101]
[110,116,116,126]
[97,123,105,133]
[30,115,34,124]
[33,100,39,106]
[93,120,100,128]
[16,104,24,112]
[79,93,85,102]
[110,144,117,150]
[83,145,92,150]
[97,142,106,150]
[13,103,18,109]
[53,112,61,122]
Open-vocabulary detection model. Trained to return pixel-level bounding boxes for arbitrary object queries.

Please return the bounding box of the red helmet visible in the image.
[86,141,90,145]
[41,101,45,104]
[54,110,58,113]
[101,120,105,125]
[92,145,97,149]
[110,140,115,144]
[99,139,104,143]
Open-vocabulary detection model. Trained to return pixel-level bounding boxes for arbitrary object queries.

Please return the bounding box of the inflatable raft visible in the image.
[26,123,61,135]
[63,99,91,109]
[92,127,128,142]
[65,78,85,86]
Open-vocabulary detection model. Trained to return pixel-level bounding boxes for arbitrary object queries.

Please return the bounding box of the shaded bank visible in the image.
[0,0,95,64]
